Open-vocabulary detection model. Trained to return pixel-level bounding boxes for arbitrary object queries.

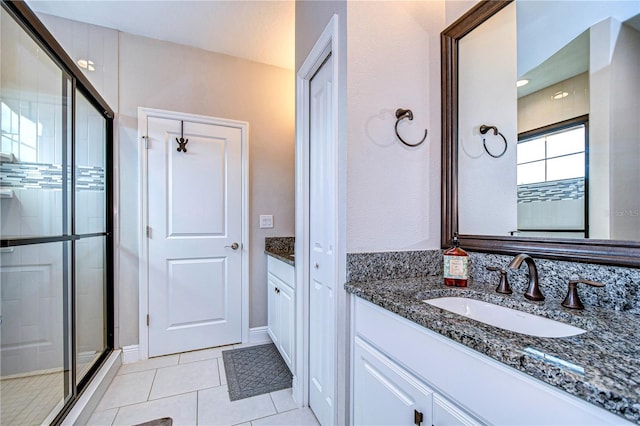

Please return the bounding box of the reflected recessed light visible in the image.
[77,59,95,72]
[553,91,569,100]
[516,79,529,87]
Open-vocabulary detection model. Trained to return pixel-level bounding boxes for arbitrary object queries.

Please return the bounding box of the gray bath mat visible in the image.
[222,343,292,401]
[134,417,172,426]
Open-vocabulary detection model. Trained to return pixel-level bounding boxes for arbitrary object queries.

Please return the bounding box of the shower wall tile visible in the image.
[1,243,65,376]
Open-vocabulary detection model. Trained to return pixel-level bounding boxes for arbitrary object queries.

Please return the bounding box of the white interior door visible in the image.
[309,53,335,426]
[146,116,243,357]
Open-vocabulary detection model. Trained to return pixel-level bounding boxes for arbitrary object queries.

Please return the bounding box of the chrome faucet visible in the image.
[507,254,545,301]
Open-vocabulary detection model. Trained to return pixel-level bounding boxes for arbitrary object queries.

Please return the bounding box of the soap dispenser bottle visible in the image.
[444,232,469,287]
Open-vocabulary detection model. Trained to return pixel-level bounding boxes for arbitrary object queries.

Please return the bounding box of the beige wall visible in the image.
[296,1,445,254]
[346,1,444,252]
[118,33,295,344]
[38,14,295,347]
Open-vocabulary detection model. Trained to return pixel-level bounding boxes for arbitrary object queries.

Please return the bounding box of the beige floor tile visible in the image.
[179,345,233,364]
[251,408,319,426]
[87,407,118,425]
[149,359,220,400]
[219,357,228,386]
[197,385,276,425]
[118,354,179,375]
[112,392,196,426]
[269,389,297,413]
[96,370,156,411]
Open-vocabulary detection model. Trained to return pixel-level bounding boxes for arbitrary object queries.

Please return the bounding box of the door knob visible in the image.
[225,242,239,250]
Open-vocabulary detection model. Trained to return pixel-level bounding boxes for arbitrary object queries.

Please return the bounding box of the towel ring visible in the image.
[395,108,428,147]
[479,124,507,158]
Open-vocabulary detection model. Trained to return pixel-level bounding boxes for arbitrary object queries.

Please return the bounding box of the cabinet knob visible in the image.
[414,409,423,426]
[561,279,605,310]
[314,262,319,269]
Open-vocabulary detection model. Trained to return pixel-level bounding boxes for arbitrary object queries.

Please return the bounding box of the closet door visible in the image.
[308,52,336,426]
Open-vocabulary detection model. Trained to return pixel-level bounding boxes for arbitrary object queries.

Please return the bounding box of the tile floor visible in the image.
[1,359,96,425]
[0,371,64,425]
[88,344,320,426]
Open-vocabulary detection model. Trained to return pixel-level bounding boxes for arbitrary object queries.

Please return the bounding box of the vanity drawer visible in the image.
[267,256,295,289]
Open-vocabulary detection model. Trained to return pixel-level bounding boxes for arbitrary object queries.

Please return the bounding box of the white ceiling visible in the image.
[27,0,295,70]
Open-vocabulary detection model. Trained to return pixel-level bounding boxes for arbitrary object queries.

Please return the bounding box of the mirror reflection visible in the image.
[457,0,640,242]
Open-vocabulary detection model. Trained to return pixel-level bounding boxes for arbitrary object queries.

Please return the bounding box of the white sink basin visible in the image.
[424,297,586,338]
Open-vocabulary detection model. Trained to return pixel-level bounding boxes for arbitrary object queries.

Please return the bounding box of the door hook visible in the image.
[176,121,188,153]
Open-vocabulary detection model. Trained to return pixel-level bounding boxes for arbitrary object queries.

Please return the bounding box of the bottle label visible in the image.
[444,255,468,279]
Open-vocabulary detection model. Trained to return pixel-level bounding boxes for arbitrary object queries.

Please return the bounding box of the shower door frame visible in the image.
[0,1,114,424]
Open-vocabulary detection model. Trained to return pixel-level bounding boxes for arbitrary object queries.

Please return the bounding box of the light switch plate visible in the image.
[259,215,273,229]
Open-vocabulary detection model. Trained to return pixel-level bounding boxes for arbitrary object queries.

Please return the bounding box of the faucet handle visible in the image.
[561,279,605,310]
[486,266,512,294]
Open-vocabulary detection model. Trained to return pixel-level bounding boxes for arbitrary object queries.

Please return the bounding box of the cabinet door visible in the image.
[354,337,433,426]
[278,283,294,371]
[433,394,481,426]
[267,275,279,345]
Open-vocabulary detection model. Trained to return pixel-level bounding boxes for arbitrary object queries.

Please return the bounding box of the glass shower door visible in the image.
[1,6,73,423]
[74,90,107,385]
[1,3,113,423]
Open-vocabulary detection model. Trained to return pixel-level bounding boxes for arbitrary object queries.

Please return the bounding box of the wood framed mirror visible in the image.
[441,0,640,267]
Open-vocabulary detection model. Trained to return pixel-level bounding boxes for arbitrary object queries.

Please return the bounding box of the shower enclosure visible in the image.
[0,2,113,424]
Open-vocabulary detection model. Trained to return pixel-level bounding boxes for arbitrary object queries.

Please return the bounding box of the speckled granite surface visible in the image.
[470,251,640,313]
[346,250,442,282]
[348,249,640,312]
[265,237,294,266]
[345,276,640,423]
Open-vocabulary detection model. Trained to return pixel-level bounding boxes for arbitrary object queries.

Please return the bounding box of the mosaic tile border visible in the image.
[0,162,104,191]
[518,177,584,203]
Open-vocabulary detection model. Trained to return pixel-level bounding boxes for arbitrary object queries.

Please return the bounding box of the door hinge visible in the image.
[146,226,151,238]
[147,314,150,326]
[142,135,149,149]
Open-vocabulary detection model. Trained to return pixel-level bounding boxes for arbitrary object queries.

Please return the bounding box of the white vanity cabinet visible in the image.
[354,337,434,426]
[354,323,479,426]
[352,297,630,426]
[267,256,295,372]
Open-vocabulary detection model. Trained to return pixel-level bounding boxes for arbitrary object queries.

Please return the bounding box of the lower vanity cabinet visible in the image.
[267,256,295,372]
[433,394,480,426]
[352,297,630,426]
[354,337,434,426]
[354,336,479,426]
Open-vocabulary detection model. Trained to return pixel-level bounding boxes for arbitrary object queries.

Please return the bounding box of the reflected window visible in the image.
[1,102,42,163]
[517,125,586,185]
[517,117,588,237]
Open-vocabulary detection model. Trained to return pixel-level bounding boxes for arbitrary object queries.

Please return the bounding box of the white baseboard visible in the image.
[61,350,121,426]
[121,331,267,364]
[121,345,140,364]
[291,375,303,407]
[248,326,272,344]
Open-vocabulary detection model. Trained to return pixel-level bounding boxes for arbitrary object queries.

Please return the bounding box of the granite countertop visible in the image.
[345,276,640,424]
[264,236,295,266]
[265,248,295,266]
